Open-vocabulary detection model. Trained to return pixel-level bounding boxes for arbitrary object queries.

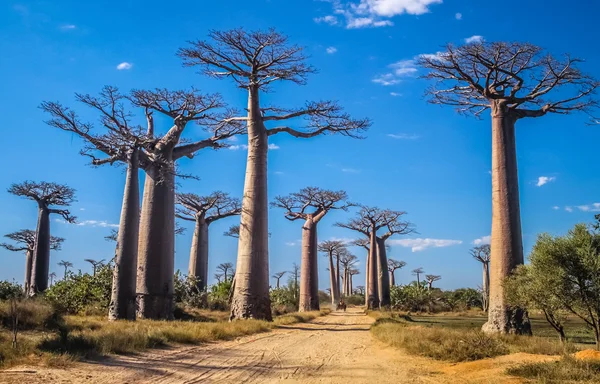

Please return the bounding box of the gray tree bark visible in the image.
[376,237,391,308]
[109,150,140,321]
[367,229,379,309]
[188,217,209,291]
[482,101,531,335]
[29,207,50,295]
[389,270,395,287]
[24,249,33,292]
[335,253,341,299]
[328,251,337,306]
[482,262,490,312]
[230,87,272,320]
[365,249,370,306]
[299,218,320,311]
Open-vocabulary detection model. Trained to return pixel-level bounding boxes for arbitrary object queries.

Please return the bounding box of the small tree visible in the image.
[318,240,347,305]
[214,273,224,284]
[216,262,234,283]
[1,230,64,292]
[58,260,74,279]
[49,272,57,286]
[418,41,598,335]
[177,192,241,291]
[356,285,365,295]
[387,258,406,286]
[425,275,441,290]
[471,244,491,311]
[272,271,287,289]
[272,187,352,311]
[84,258,105,276]
[8,181,76,294]
[179,28,370,321]
[338,249,358,296]
[223,225,240,238]
[412,268,424,287]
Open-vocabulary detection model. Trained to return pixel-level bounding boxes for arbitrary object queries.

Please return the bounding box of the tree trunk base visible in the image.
[108,296,137,321]
[136,293,174,320]
[299,299,319,312]
[367,297,379,310]
[482,305,531,335]
[230,295,273,321]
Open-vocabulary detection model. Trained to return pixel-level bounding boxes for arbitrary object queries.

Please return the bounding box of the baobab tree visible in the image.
[273,188,352,311]
[318,240,346,305]
[272,271,287,288]
[58,260,73,279]
[356,285,365,295]
[49,272,57,286]
[84,259,105,276]
[289,262,300,302]
[349,269,360,294]
[338,249,358,296]
[223,225,240,238]
[472,244,491,311]
[352,238,371,306]
[338,207,414,309]
[8,181,76,294]
[418,42,598,334]
[179,28,370,320]
[176,192,241,291]
[1,230,64,291]
[105,229,118,243]
[425,275,441,290]
[214,273,224,284]
[412,268,424,287]
[388,258,406,286]
[216,262,234,283]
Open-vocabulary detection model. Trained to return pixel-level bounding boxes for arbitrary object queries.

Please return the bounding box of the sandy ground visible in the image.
[0,308,556,384]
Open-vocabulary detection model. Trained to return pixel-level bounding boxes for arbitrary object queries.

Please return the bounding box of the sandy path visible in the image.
[0,308,554,383]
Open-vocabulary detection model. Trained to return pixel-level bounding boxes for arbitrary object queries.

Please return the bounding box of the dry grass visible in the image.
[507,356,600,383]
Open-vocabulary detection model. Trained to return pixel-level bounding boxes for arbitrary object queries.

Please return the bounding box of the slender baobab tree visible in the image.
[179,28,370,320]
[214,273,224,284]
[176,192,241,291]
[84,259,105,276]
[223,225,240,238]
[425,275,441,290]
[272,271,287,288]
[8,181,76,295]
[338,207,414,308]
[318,240,346,305]
[49,272,57,286]
[105,229,119,243]
[290,262,300,302]
[349,269,360,294]
[58,260,73,279]
[356,285,365,295]
[216,262,234,283]
[352,238,371,306]
[1,230,64,292]
[388,258,406,286]
[272,188,352,311]
[471,244,491,311]
[338,249,358,296]
[417,41,598,334]
[412,268,424,288]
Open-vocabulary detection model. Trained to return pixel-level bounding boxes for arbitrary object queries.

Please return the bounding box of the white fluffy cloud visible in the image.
[576,203,600,212]
[565,206,574,212]
[326,46,338,54]
[388,238,462,252]
[372,59,418,85]
[472,235,491,245]
[390,92,402,97]
[387,133,419,139]
[552,206,560,210]
[316,0,442,29]
[56,219,118,228]
[59,24,76,31]
[229,144,279,150]
[464,35,484,44]
[455,12,462,20]
[536,176,556,187]
[116,62,133,70]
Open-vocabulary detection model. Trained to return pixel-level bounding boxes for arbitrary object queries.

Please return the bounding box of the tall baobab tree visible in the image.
[417,42,598,334]
[179,28,370,320]
[412,268,424,288]
[58,260,73,279]
[176,192,241,291]
[290,262,300,302]
[388,258,406,286]
[356,285,365,295]
[352,238,371,306]
[49,272,57,286]
[318,240,346,305]
[216,262,234,283]
[1,230,64,292]
[84,259,105,276]
[272,271,287,288]
[471,244,491,311]
[214,273,224,284]
[272,188,352,311]
[338,249,358,296]
[425,275,441,290]
[223,225,240,238]
[8,181,76,295]
[338,207,414,309]
[349,269,360,294]
[105,229,119,243]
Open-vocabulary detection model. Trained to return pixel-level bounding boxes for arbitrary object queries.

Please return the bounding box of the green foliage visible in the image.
[390,282,432,311]
[344,294,364,305]
[44,264,112,314]
[270,280,300,314]
[0,281,24,300]
[440,288,482,311]
[208,280,232,311]
[0,299,62,330]
[173,271,208,308]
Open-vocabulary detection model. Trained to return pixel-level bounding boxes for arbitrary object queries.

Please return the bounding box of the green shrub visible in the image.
[344,294,365,306]
[0,299,62,330]
[0,281,24,300]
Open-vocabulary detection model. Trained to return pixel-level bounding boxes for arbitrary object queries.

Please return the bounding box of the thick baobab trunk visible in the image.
[136,165,176,320]
[376,237,391,308]
[30,207,50,295]
[230,87,272,320]
[482,263,490,312]
[389,270,395,287]
[299,219,320,311]
[482,104,531,335]
[328,251,337,306]
[367,230,379,309]
[109,153,140,321]
[24,249,33,292]
[188,217,209,291]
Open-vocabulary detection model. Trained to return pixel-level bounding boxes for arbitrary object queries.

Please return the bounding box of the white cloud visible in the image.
[116,62,133,70]
[552,206,560,210]
[390,92,402,97]
[576,203,600,212]
[274,171,284,175]
[341,168,360,173]
[268,143,280,150]
[59,24,76,31]
[565,206,573,213]
[285,240,301,246]
[472,235,491,245]
[320,0,442,29]
[464,35,484,44]
[56,219,118,228]
[536,176,556,187]
[329,237,355,244]
[229,144,279,151]
[389,238,463,252]
[387,133,419,140]
[455,12,462,20]
[314,15,339,25]
[79,208,85,211]
[372,73,401,86]
[326,46,338,54]
[372,59,418,85]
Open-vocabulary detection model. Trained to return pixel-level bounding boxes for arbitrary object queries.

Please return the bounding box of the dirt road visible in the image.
[1,308,553,383]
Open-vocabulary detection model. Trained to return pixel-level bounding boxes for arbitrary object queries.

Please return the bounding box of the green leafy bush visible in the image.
[0,281,24,300]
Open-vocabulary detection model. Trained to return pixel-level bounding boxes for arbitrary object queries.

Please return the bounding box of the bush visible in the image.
[0,281,24,300]
[507,356,600,383]
[344,294,364,306]
[0,299,62,330]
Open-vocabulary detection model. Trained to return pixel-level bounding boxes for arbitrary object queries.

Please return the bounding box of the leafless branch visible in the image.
[272,187,352,223]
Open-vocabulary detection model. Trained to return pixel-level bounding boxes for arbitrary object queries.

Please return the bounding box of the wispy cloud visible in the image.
[273,171,284,175]
[472,235,491,245]
[536,176,556,187]
[341,168,360,173]
[372,59,418,85]
[317,0,443,29]
[229,143,279,151]
[59,24,76,31]
[389,238,462,252]
[552,206,560,210]
[576,203,600,212]
[55,219,119,228]
[326,46,338,54]
[390,92,402,97]
[465,35,484,44]
[285,239,302,246]
[455,12,462,20]
[79,208,86,211]
[116,62,133,70]
[565,206,573,213]
[387,133,419,140]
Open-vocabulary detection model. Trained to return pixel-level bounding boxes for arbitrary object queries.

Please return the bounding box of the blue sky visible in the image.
[1,0,599,291]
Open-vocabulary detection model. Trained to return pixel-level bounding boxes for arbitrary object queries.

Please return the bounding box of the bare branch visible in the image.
[8,181,76,208]
[272,187,352,223]
[176,191,241,224]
